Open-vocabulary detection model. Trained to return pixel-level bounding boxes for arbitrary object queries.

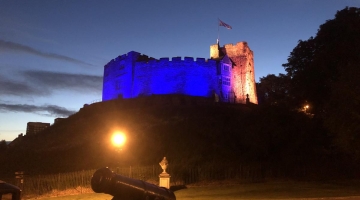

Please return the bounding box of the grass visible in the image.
[22,180,360,200]
[175,181,360,199]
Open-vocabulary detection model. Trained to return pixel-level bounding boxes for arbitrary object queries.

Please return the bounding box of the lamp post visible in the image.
[304,105,309,113]
[111,132,126,172]
[112,132,126,151]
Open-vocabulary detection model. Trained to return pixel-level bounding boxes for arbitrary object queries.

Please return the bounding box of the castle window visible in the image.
[223,64,229,71]
[222,77,230,86]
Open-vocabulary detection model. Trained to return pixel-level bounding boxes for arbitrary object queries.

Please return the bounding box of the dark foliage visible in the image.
[256,74,291,106]
[0,95,346,179]
[0,140,7,152]
[280,7,360,161]
[256,7,360,166]
[282,7,360,115]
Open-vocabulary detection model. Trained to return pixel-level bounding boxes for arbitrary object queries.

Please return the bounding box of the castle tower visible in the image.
[102,51,141,101]
[210,42,258,104]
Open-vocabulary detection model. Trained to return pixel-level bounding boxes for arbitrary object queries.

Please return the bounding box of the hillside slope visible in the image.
[1,95,327,176]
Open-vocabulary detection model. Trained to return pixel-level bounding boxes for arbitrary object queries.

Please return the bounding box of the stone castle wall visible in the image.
[102,52,220,101]
[133,57,219,98]
[103,41,258,104]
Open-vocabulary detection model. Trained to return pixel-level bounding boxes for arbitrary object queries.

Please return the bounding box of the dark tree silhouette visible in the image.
[282,7,360,116]
[282,7,360,160]
[256,73,291,106]
[0,140,7,152]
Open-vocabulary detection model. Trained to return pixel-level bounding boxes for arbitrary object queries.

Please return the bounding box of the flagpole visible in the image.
[217,18,220,44]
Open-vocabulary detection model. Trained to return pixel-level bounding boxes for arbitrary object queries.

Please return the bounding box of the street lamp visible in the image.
[304,105,309,113]
[112,132,126,151]
[111,132,126,173]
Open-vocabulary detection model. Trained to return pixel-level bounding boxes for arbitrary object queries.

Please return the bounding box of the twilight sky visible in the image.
[0,0,359,141]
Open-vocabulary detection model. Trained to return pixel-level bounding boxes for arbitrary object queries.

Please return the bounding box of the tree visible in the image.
[282,7,360,161]
[0,140,7,152]
[282,37,320,111]
[282,7,360,116]
[324,61,360,160]
[256,73,291,106]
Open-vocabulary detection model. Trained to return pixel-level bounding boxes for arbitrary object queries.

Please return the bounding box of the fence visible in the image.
[1,163,265,199]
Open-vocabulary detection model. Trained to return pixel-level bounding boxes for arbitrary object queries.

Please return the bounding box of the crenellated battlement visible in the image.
[105,51,155,67]
[222,41,248,48]
[135,56,216,66]
[102,41,258,104]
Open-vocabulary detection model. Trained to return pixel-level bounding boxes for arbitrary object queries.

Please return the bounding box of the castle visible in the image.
[102,41,258,104]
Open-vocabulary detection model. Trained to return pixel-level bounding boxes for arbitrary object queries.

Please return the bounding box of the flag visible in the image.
[219,19,232,29]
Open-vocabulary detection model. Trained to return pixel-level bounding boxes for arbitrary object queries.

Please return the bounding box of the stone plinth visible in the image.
[159,172,171,189]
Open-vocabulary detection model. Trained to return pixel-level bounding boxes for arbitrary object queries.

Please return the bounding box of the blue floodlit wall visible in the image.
[102,51,135,100]
[102,51,221,101]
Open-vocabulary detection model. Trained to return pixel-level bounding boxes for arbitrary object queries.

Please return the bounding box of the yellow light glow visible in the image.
[304,104,309,113]
[112,132,126,147]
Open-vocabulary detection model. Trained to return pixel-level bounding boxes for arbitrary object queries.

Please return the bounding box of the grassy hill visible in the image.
[0,95,343,179]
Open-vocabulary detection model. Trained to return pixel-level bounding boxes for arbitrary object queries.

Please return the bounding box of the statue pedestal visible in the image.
[159,172,171,189]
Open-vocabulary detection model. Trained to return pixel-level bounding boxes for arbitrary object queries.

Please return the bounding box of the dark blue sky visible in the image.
[1,0,359,141]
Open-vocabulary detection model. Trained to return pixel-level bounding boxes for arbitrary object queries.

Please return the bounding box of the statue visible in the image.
[159,157,168,173]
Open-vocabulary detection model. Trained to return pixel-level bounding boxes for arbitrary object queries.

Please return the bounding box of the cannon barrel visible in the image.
[91,167,176,200]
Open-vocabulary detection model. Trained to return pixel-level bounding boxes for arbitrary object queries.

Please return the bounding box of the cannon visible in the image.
[91,167,176,200]
[0,181,21,200]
